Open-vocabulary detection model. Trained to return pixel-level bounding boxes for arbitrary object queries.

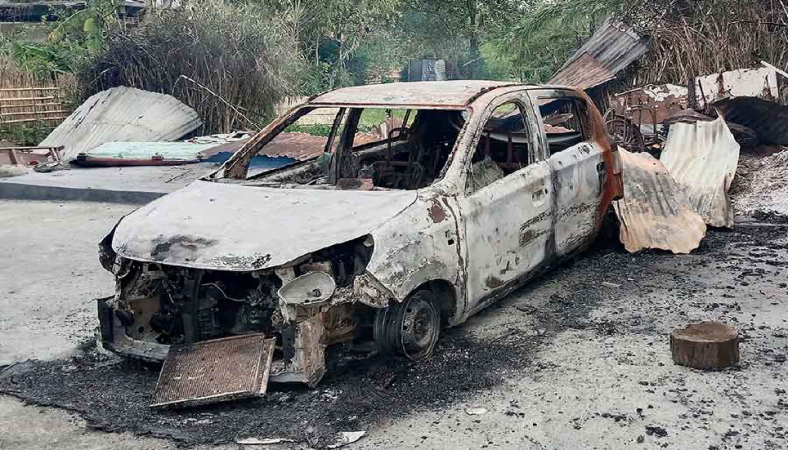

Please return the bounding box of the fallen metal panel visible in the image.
[85,141,215,160]
[613,149,706,253]
[713,97,788,146]
[311,80,516,107]
[112,180,418,271]
[660,116,740,228]
[151,334,275,408]
[549,19,649,89]
[695,67,779,105]
[40,87,202,160]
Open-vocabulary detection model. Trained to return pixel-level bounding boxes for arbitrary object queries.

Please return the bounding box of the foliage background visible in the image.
[2,0,788,134]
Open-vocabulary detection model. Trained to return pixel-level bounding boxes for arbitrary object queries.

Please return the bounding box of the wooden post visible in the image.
[670,322,739,369]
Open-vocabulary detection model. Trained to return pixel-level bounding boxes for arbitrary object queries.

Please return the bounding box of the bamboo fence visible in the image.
[0,71,74,129]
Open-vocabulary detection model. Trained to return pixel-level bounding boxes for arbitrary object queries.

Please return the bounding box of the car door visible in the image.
[457,92,553,313]
[529,89,607,257]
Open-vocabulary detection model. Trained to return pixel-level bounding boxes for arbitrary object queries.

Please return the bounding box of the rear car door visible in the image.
[528,89,607,257]
[457,92,553,313]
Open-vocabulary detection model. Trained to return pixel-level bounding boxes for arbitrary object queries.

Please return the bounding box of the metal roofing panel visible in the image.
[714,96,788,146]
[660,116,740,228]
[613,149,706,253]
[549,53,617,90]
[311,80,516,107]
[549,19,649,89]
[40,87,202,160]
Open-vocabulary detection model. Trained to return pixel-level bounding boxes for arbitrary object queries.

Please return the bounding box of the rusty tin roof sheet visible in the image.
[549,19,649,89]
[40,87,202,160]
[660,116,740,228]
[613,149,706,253]
[310,80,518,108]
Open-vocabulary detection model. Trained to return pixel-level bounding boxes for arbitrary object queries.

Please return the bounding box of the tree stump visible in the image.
[670,322,739,369]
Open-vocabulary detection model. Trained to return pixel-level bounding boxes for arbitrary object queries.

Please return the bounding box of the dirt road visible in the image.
[1,199,786,449]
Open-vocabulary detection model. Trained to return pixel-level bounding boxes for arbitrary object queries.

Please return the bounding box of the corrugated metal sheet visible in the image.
[714,97,788,146]
[311,80,517,107]
[262,132,328,160]
[548,53,616,90]
[661,116,740,228]
[613,149,706,253]
[549,19,649,89]
[40,87,202,160]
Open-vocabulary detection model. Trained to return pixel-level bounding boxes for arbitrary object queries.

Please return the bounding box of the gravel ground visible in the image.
[1,199,787,450]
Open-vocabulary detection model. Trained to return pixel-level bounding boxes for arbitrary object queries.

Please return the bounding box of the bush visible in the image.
[0,121,51,146]
[78,0,304,134]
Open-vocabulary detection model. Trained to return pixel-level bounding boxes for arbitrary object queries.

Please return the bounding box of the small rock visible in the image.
[645,426,668,438]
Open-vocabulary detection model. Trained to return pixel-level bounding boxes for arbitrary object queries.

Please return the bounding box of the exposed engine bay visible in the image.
[98,235,379,389]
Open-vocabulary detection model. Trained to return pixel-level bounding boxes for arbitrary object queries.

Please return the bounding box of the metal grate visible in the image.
[151,334,275,409]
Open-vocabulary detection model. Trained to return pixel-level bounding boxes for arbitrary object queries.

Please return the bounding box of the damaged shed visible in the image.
[548,19,650,109]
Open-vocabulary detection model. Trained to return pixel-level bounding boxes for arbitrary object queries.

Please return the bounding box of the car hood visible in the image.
[112,181,418,271]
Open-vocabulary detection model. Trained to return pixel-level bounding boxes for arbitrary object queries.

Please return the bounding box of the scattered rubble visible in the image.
[327,431,366,448]
[732,150,788,217]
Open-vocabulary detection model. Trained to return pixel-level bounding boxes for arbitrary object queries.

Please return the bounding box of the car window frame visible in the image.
[528,89,593,156]
[461,90,544,196]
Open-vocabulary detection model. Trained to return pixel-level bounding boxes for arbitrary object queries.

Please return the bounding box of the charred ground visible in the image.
[1,222,786,448]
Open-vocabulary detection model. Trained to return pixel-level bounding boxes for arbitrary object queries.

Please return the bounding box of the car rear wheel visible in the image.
[374,289,440,361]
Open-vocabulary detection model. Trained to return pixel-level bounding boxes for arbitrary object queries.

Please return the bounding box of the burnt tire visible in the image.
[374,289,440,361]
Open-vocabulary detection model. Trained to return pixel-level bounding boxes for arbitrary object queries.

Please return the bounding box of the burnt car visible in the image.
[98,81,623,403]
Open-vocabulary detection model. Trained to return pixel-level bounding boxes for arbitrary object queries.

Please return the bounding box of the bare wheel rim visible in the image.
[398,292,439,360]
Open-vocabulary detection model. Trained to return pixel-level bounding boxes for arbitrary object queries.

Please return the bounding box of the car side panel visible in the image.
[458,160,553,312]
[548,142,607,256]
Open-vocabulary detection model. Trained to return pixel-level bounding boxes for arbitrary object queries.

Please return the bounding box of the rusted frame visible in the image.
[0,145,63,164]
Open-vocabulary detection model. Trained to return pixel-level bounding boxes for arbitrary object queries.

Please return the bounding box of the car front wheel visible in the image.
[374,289,440,361]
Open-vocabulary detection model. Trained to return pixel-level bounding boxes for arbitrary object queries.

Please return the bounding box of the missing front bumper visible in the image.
[97,297,329,406]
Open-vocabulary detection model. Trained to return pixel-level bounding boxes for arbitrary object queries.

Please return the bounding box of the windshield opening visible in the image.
[237,106,467,191]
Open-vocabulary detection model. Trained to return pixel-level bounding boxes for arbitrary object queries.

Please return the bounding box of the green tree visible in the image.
[381,0,523,80]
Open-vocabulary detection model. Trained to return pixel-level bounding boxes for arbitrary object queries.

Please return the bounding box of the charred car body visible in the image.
[98,81,623,399]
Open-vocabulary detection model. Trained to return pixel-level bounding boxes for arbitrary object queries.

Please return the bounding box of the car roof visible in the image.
[309,80,542,109]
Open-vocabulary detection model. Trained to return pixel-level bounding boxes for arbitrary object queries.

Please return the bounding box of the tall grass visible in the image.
[78,0,305,134]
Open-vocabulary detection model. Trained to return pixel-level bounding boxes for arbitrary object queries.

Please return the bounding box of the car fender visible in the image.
[361,191,466,324]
